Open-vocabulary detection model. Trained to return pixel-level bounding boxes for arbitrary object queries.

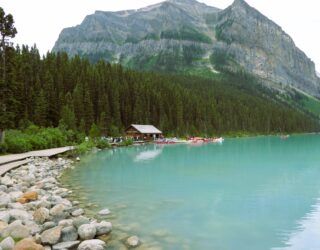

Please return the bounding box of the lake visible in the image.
[62,134,320,250]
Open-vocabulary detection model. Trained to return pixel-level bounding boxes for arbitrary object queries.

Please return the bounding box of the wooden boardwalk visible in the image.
[0,146,74,176]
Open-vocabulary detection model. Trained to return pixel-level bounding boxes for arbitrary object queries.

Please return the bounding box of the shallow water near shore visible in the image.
[62,134,320,249]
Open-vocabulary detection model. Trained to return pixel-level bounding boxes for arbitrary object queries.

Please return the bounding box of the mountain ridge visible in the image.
[53,0,320,97]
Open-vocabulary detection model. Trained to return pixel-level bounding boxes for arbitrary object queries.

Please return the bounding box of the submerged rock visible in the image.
[71,208,84,217]
[126,236,140,248]
[97,209,110,216]
[95,221,112,236]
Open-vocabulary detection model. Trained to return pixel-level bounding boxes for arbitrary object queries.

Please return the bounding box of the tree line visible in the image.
[0,44,318,137]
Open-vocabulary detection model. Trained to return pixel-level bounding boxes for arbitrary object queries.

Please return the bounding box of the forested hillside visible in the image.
[0,45,318,137]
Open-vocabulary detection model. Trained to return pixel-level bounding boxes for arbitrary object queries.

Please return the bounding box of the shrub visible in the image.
[5,130,32,153]
[96,138,110,149]
[119,138,133,147]
[0,142,8,154]
[76,140,96,154]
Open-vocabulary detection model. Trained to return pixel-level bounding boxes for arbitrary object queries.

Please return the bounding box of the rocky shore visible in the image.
[0,157,140,250]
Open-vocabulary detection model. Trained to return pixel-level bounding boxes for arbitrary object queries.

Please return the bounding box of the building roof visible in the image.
[128,124,162,134]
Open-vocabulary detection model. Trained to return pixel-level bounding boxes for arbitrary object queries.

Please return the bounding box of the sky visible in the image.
[1,0,320,72]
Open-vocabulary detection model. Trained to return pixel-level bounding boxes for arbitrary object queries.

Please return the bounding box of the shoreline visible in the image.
[0,156,140,249]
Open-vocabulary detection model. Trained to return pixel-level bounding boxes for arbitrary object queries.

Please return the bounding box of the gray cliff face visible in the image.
[53,0,320,96]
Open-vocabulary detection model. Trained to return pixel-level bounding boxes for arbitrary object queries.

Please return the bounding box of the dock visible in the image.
[0,146,74,176]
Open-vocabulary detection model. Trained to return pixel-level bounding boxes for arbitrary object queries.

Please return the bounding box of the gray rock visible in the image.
[1,220,30,239]
[95,221,112,236]
[58,219,73,228]
[126,236,140,248]
[0,185,7,192]
[52,241,80,250]
[72,216,90,229]
[77,239,106,250]
[71,209,84,217]
[33,207,50,224]
[9,209,31,222]
[50,204,67,221]
[0,236,14,250]
[0,211,10,223]
[41,226,62,245]
[0,193,11,208]
[61,226,78,242]
[0,237,14,250]
[1,176,13,186]
[8,191,23,202]
[78,224,96,240]
[25,220,41,235]
[97,209,110,216]
[7,202,24,210]
[42,221,56,232]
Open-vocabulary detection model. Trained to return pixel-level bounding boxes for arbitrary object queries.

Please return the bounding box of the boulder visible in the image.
[41,221,56,232]
[58,219,73,228]
[20,191,38,202]
[40,226,62,245]
[33,208,49,224]
[1,176,13,186]
[16,198,27,204]
[8,203,24,210]
[97,209,110,216]
[0,221,8,232]
[72,216,90,229]
[1,220,30,239]
[126,236,140,248]
[0,193,11,208]
[0,185,7,192]
[61,226,78,242]
[52,241,80,250]
[9,209,31,222]
[95,221,112,236]
[9,191,23,202]
[13,238,43,250]
[78,224,96,240]
[71,209,84,217]
[77,240,106,250]
[0,237,15,250]
[0,211,10,223]
[50,204,67,220]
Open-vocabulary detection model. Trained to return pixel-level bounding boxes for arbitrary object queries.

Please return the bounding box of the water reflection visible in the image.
[134,145,163,162]
[274,198,320,250]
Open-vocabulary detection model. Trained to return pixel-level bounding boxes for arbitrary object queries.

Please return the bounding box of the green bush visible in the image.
[96,139,110,149]
[5,130,32,153]
[76,140,95,154]
[0,142,8,154]
[119,138,133,147]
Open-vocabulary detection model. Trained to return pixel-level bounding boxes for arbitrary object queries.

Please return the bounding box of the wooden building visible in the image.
[125,124,162,141]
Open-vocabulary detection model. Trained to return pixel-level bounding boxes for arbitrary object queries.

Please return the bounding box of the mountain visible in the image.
[53,0,320,97]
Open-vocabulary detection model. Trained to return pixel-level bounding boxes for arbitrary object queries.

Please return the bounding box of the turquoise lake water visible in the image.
[64,135,320,249]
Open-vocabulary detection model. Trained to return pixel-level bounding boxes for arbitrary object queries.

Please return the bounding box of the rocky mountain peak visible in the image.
[53,0,320,97]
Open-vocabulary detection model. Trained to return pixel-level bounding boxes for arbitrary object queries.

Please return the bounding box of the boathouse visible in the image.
[125,124,162,141]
